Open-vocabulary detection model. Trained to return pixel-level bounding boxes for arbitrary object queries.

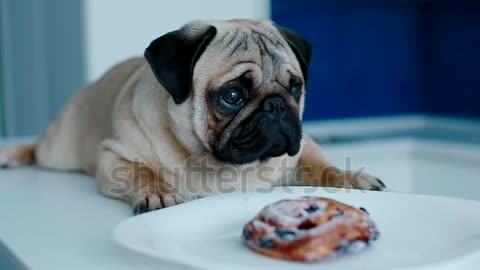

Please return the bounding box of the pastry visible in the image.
[242,197,379,262]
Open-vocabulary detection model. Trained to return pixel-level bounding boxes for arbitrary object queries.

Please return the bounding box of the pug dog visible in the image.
[0,19,385,214]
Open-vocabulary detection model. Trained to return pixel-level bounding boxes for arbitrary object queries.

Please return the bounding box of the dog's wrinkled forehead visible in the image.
[215,20,289,62]
[199,20,294,83]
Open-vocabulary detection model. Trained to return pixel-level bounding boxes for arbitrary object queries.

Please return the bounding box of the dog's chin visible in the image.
[213,140,301,165]
[212,113,302,165]
[213,140,300,165]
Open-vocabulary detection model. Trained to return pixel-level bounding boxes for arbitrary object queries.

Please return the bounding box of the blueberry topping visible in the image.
[332,210,345,217]
[243,229,253,241]
[335,241,350,254]
[275,229,296,241]
[359,207,369,214]
[305,205,319,213]
[259,238,275,249]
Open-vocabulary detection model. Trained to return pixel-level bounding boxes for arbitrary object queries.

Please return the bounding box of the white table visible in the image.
[0,166,191,270]
[2,133,480,269]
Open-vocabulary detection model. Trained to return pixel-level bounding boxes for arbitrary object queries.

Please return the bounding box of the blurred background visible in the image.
[0,0,479,137]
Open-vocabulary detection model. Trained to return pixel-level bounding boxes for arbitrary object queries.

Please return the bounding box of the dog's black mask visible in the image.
[214,95,302,164]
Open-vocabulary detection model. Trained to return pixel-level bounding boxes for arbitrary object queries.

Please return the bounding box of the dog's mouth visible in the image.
[213,105,302,165]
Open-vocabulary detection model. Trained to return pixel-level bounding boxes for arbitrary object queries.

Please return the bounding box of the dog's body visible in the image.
[0,20,385,214]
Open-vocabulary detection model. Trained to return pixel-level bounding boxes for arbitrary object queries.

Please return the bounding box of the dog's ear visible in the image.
[145,25,217,104]
[275,25,312,83]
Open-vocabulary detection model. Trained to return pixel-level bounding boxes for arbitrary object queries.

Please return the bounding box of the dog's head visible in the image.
[145,19,311,164]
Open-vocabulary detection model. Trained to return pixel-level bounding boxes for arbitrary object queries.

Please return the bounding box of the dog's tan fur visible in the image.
[0,20,384,212]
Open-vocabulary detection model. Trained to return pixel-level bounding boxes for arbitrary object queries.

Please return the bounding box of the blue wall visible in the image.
[420,2,480,117]
[272,0,480,120]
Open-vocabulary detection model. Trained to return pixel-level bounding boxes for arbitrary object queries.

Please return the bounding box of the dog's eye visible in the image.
[290,82,303,99]
[222,87,244,106]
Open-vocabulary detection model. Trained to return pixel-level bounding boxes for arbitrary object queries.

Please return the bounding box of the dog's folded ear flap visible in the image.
[275,25,312,83]
[145,25,217,104]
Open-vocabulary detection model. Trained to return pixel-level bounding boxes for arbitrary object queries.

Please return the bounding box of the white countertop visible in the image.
[0,167,190,270]
[2,132,480,269]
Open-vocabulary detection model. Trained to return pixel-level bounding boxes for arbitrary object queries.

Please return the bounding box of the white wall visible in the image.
[84,0,270,82]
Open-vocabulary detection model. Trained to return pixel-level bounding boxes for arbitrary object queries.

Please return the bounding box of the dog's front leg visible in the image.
[96,145,184,214]
[296,136,386,191]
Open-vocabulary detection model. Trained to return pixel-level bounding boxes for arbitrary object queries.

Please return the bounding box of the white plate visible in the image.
[113,187,480,270]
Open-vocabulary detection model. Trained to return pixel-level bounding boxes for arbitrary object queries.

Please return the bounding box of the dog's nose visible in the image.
[261,95,287,119]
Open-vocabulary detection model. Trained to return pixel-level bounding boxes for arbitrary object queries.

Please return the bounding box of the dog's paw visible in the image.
[334,171,386,191]
[132,193,185,215]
